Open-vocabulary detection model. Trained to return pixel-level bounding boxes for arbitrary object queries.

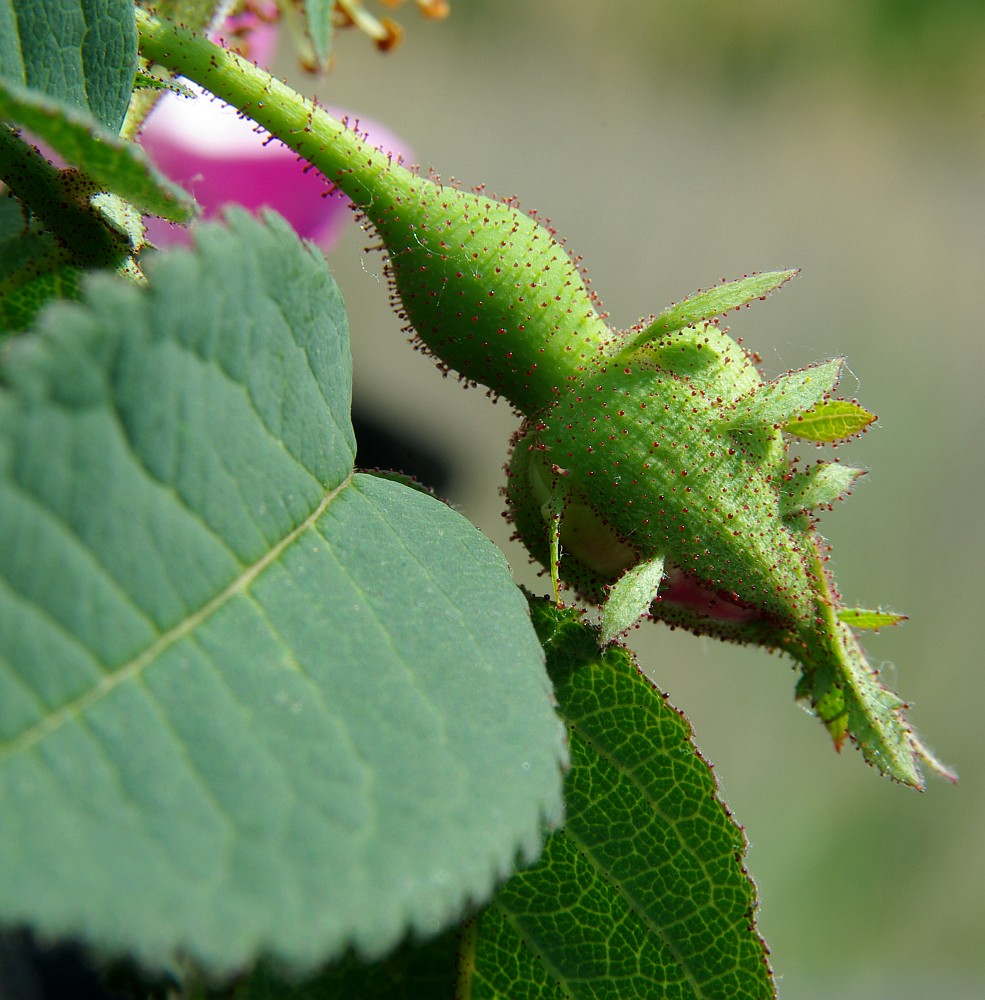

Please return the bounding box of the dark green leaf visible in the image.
[0,79,196,222]
[0,195,82,332]
[0,211,565,975]
[0,0,136,133]
[0,248,82,333]
[471,598,775,999]
[212,929,462,999]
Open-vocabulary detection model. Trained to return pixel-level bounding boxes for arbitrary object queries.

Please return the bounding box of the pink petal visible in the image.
[141,82,408,248]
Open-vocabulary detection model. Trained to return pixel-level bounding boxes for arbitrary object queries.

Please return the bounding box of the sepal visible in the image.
[784,399,876,442]
[615,269,798,357]
[599,555,666,647]
[725,357,843,429]
[838,607,908,630]
[780,462,865,517]
[791,620,956,787]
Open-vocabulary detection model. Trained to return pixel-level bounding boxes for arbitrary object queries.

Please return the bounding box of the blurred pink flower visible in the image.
[140,26,407,248]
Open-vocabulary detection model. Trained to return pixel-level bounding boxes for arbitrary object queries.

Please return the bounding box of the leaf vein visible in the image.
[0,573,108,719]
[1,477,160,645]
[561,823,708,1000]
[0,475,353,765]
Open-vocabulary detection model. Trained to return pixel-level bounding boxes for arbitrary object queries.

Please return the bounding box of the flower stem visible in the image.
[134,8,398,218]
[135,7,610,414]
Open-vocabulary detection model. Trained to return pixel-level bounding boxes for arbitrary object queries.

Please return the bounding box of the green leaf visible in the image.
[727,357,843,429]
[791,616,956,787]
[0,195,82,332]
[783,398,877,442]
[619,269,798,356]
[303,0,335,70]
[838,608,908,630]
[210,928,462,999]
[0,79,196,223]
[0,210,566,974]
[599,554,665,646]
[0,249,82,333]
[0,0,136,133]
[779,462,865,517]
[471,598,775,999]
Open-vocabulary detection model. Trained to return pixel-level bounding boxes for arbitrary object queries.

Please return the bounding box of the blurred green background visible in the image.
[301,1,983,996]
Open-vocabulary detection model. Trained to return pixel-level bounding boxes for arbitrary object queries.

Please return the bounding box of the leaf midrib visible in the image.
[0,474,352,765]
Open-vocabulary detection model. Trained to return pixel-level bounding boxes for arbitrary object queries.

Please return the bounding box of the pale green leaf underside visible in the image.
[0,211,565,974]
[472,600,775,999]
[0,0,136,133]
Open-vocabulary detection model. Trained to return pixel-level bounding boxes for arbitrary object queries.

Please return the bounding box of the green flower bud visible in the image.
[135,10,954,788]
[504,316,952,787]
[358,181,610,411]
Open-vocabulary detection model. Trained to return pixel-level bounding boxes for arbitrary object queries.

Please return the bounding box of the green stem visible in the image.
[134,8,398,224]
[134,8,610,415]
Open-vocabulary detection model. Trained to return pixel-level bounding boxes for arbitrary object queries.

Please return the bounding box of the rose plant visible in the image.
[0,2,955,997]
